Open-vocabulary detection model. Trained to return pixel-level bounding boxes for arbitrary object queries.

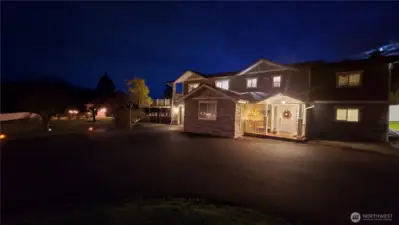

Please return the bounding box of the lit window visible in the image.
[273,76,281,88]
[198,100,217,120]
[336,108,359,122]
[247,78,257,88]
[215,80,229,90]
[337,72,362,87]
[188,83,199,92]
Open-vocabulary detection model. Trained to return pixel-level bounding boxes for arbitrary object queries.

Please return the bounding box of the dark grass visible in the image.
[0,118,113,140]
[390,121,399,131]
[3,198,291,225]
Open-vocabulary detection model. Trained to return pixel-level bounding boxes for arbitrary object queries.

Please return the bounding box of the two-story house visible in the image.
[167,57,398,142]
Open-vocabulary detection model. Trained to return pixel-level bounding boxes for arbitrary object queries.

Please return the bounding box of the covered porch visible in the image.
[242,93,308,140]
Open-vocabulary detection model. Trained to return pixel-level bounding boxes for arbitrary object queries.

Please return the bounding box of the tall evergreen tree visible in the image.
[96,72,116,98]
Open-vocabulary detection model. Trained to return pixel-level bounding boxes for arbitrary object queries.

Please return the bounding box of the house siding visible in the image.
[310,61,390,101]
[184,98,236,138]
[216,71,293,93]
[306,103,389,142]
[182,70,301,96]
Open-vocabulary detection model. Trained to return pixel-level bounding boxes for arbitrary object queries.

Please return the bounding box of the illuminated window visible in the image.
[188,83,199,92]
[198,100,217,120]
[215,80,229,90]
[337,72,362,87]
[273,76,281,87]
[336,108,359,122]
[247,78,257,88]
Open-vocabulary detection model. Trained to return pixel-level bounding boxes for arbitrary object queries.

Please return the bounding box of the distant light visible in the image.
[88,127,94,131]
[48,128,52,132]
[68,110,73,114]
[173,107,179,113]
[0,134,6,140]
[282,100,286,104]
[99,108,107,113]
[74,110,79,114]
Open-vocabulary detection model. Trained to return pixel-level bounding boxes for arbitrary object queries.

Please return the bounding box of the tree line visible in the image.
[0,73,153,129]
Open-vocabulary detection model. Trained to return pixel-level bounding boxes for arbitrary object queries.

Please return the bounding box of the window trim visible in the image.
[215,79,229,90]
[188,83,200,93]
[272,75,281,88]
[334,107,361,123]
[198,100,217,121]
[246,77,258,88]
[336,71,363,88]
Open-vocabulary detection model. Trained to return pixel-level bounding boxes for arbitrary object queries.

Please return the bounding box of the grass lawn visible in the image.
[389,121,399,131]
[0,117,113,140]
[3,198,291,225]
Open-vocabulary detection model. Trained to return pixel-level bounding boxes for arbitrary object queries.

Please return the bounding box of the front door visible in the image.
[276,104,298,134]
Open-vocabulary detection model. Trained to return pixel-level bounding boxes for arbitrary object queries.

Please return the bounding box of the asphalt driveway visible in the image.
[2,125,399,225]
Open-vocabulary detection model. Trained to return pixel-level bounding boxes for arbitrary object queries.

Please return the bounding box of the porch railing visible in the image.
[139,98,171,107]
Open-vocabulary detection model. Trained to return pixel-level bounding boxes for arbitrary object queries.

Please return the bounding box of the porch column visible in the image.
[170,82,178,125]
[264,104,268,134]
[297,104,304,137]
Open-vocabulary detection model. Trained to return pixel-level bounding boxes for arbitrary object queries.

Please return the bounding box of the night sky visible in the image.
[2,2,399,98]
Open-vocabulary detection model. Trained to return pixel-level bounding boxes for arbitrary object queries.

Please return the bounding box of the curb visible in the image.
[308,141,399,157]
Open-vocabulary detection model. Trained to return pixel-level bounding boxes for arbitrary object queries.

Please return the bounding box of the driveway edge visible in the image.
[308,140,399,157]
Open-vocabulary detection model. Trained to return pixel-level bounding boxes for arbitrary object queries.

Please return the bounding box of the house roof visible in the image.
[177,84,245,103]
[203,71,238,78]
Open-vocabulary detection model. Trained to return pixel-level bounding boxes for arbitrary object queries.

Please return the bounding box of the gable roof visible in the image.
[236,58,298,76]
[177,84,245,103]
[173,70,206,83]
[203,71,238,78]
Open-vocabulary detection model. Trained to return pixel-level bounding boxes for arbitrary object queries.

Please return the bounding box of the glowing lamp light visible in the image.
[99,108,107,113]
[88,126,94,131]
[48,128,52,132]
[282,100,286,104]
[68,110,73,114]
[0,134,6,140]
[173,107,179,113]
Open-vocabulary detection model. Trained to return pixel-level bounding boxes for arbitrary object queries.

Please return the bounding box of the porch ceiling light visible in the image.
[282,100,286,104]
[173,107,179,113]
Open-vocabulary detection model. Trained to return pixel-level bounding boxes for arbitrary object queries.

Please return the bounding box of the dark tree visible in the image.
[20,84,69,129]
[86,98,103,123]
[96,73,116,98]
[369,49,382,59]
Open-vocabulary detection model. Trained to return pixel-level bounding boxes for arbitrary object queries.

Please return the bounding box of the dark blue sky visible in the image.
[2,2,398,98]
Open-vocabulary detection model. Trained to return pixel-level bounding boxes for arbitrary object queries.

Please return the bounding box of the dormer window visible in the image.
[188,83,199,92]
[215,79,229,90]
[247,78,257,88]
[273,76,281,88]
[337,71,362,87]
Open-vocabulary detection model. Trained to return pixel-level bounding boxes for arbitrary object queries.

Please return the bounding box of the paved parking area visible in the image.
[2,126,399,225]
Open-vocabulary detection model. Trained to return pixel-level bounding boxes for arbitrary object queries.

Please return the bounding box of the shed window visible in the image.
[198,101,217,120]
